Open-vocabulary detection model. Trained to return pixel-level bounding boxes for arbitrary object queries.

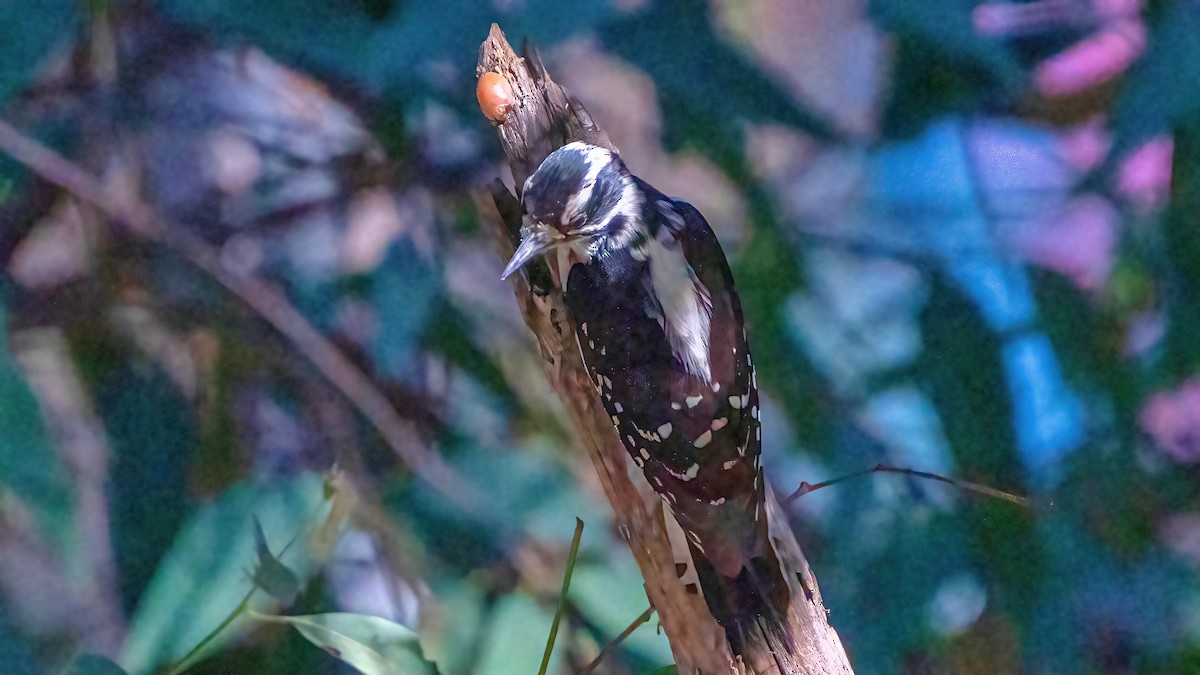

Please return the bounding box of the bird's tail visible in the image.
[688,540,792,654]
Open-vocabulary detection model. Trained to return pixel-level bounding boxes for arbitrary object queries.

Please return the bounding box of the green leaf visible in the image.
[159,0,615,96]
[820,509,972,673]
[418,580,487,675]
[871,0,1023,137]
[570,561,672,663]
[917,276,1042,617]
[0,2,75,104]
[735,222,837,452]
[422,307,516,411]
[400,443,607,573]
[600,0,838,143]
[370,242,438,378]
[1159,118,1200,377]
[366,0,615,93]
[91,357,198,612]
[249,611,435,675]
[918,274,1018,485]
[60,654,128,675]
[0,623,39,675]
[1029,270,1139,441]
[648,666,679,675]
[251,515,301,604]
[475,593,559,675]
[119,473,326,674]
[0,306,71,545]
[869,0,1021,85]
[157,0,377,85]
[1109,1,1200,161]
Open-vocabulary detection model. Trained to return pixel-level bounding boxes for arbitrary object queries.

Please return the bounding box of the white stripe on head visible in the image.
[584,172,641,239]
[560,142,615,227]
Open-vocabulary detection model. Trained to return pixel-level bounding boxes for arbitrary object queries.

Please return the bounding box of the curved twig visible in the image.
[0,117,478,514]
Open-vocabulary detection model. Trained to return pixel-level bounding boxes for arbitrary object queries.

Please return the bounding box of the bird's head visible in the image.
[501,142,640,280]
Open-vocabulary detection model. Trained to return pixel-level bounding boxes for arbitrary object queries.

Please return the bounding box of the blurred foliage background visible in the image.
[1,0,1199,673]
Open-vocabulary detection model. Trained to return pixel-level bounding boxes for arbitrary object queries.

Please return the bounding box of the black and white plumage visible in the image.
[502,142,788,646]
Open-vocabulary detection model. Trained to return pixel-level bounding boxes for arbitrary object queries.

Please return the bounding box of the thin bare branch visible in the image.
[0,117,478,514]
[581,606,655,675]
[785,463,1035,509]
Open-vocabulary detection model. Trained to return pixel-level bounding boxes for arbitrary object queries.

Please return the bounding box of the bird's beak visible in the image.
[501,224,560,280]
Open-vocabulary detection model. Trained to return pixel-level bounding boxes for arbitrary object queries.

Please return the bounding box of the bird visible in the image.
[501,141,790,650]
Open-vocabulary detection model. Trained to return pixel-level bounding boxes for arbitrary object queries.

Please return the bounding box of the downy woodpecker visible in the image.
[502,142,789,647]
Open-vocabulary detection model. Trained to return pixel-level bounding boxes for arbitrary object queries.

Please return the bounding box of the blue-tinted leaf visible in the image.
[475,593,559,675]
[0,623,39,675]
[871,0,1023,136]
[371,241,438,378]
[96,360,197,613]
[600,0,838,142]
[1029,271,1128,402]
[820,506,973,673]
[419,580,487,675]
[60,653,127,675]
[570,561,672,663]
[0,306,71,545]
[1110,1,1200,160]
[1159,120,1200,377]
[867,118,1084,471]
[399,443,608,573]
[160,0,615,96]
[1026,511,1192,672]
[157,0,377,85]
[869,0,1021,84]
[251,515,301,604]
[365,0,615,93]
[119,473,326,674]
[918,274,1018,484]
[735,224,837,452]
[918,277,1048,620]
[0,2,75,104]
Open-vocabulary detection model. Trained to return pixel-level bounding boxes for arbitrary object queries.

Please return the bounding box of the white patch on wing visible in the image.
[658,199,686,230]
[643,229,713,382]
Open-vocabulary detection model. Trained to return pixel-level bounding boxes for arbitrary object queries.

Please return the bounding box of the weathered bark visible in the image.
[476,24,854,675]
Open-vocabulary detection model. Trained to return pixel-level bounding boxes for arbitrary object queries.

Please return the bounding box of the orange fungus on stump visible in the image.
[477,71,514,123]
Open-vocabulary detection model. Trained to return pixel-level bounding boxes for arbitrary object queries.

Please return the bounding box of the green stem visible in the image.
[167,519,307,675]
[538,518,584,675]
[167,587,256,675]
